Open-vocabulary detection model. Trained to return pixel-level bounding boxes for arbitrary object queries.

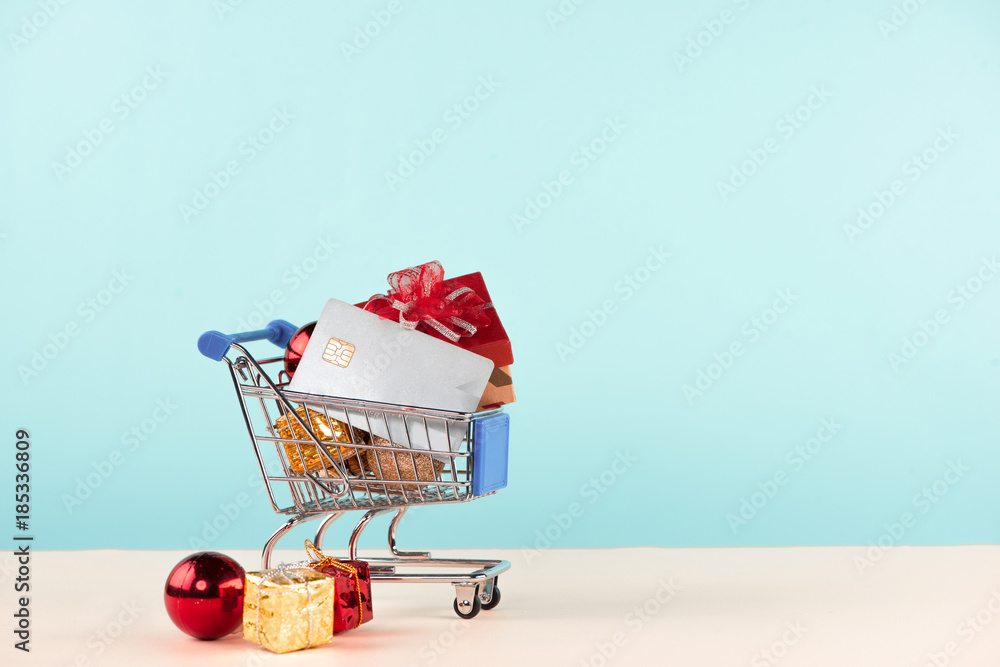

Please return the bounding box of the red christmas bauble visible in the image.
[284,321,316,378]
[164,551,245,640]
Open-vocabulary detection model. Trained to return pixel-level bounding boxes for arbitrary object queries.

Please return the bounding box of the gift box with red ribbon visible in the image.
[478,364,515,411]
[357,261,513,370]
[304,541,373,633]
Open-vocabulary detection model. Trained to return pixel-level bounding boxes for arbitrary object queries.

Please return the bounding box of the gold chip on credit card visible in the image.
[322,337,355,368]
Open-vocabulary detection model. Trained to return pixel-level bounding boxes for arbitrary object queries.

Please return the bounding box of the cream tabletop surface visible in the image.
[6,545,1000,666]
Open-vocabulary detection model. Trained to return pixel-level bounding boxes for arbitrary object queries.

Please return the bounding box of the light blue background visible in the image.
[2,0,998,553]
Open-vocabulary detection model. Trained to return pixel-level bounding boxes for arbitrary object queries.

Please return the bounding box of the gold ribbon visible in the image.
[304,540,364,629]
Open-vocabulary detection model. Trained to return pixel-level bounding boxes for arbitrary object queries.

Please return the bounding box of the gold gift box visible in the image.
[273,406,363,476]
[243,567,334,654]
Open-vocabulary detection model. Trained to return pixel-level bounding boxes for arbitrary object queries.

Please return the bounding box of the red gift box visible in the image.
[357,262,513,368]
[304,541,373,633]
[445,271,513,368]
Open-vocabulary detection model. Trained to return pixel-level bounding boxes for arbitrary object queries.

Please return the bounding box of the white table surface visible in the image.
[7,545,1000,666]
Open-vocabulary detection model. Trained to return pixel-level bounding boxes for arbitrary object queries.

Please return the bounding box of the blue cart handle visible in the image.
[198,320,298,361]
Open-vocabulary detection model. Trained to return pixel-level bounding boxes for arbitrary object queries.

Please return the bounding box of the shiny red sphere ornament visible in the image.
[164,552,245,640]
[283,321,316,378]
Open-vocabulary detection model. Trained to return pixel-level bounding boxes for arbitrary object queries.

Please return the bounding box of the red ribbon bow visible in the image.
[363,261,491,342]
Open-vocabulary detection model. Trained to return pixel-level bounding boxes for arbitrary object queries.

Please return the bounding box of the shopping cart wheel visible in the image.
[453,595,482,619]
[480,584,501,611]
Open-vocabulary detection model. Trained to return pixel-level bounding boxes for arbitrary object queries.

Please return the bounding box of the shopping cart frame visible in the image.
[198,320,510,618]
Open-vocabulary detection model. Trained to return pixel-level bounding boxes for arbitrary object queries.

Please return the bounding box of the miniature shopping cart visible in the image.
[198,319,510,618]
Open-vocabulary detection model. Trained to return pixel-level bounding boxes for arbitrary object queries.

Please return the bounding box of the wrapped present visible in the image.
[358,261,514,369]
[273,406,363,476]
[243,565,334,654]
[477,365,516,411]
[304,541,373,633]
[286,299,493,453]
[362,435,445,492]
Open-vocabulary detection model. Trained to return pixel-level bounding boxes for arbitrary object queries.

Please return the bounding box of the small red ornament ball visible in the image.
[164,551,245,640]
[283,321,316,377]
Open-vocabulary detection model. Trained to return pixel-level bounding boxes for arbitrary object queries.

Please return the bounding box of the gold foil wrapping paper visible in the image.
[273,406,363,475]
[243,568,334,654]
[273,406,447,493]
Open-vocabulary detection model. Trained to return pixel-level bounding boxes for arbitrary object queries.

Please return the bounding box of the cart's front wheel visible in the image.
[480,585,501,611]
[453,596,481,619]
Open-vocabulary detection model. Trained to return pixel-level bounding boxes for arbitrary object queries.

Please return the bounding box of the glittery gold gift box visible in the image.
[363,435,445,492]
[273,406,363,476]
[243,567,334,654]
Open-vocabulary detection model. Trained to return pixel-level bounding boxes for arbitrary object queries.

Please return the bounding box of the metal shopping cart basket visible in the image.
[198,319,510,618]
